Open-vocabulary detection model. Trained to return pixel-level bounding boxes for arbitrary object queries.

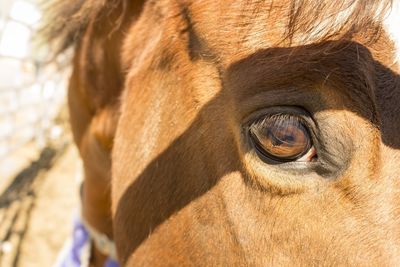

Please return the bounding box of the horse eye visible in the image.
[249,114,314,162]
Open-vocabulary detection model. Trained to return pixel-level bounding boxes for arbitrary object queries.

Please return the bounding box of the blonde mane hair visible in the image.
[41,0,393,53]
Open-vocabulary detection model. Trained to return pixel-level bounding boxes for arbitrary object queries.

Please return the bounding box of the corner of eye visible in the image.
[296,146,318,162]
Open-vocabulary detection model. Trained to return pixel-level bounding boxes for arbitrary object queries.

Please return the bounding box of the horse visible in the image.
[42,0,400,266]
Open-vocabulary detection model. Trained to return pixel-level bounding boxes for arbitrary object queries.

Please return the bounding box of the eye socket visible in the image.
[249,114,315,162]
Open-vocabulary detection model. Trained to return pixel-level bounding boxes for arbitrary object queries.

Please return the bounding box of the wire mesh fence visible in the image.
[0,2,75,262]
[0,0,69,184]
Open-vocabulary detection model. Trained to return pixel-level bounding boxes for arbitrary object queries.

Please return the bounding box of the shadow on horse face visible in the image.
[113,40,400,265]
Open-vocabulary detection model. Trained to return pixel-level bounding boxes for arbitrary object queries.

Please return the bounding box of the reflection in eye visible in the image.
[249,114,315,162]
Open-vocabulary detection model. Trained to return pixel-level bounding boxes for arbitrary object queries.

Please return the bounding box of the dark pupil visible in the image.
[269,131,295,146]
[250,116,311,161]
[283,135,295,142]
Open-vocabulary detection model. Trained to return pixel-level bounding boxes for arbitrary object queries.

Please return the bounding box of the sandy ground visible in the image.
[0,144,81,267]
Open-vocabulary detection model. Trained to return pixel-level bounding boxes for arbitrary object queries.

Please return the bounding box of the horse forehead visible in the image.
[186,3,394,68]
[186,1,283,47]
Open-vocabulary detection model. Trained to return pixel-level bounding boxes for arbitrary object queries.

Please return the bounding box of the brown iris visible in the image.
[249,114,312,162]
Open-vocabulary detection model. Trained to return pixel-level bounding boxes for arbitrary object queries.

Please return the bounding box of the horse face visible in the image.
[112,1,400,265]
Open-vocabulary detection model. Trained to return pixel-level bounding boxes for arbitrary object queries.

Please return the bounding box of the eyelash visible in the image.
[250,113,305,131]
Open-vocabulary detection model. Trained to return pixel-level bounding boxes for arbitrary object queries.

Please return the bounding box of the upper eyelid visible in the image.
[249,113,309,132]
[242,105,311,124]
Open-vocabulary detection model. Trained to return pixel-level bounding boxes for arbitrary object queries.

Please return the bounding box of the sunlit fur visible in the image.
[43,0,400,266]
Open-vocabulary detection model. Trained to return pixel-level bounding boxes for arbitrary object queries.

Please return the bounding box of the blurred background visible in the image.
[0,0,80,266]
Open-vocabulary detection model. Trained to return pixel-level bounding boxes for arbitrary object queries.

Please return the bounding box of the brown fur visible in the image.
[43,0,400,266]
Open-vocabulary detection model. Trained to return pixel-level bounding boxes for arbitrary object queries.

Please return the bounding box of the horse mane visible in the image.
[284,0,393,44]
[39,0,123,54]
[40,0,393,54]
